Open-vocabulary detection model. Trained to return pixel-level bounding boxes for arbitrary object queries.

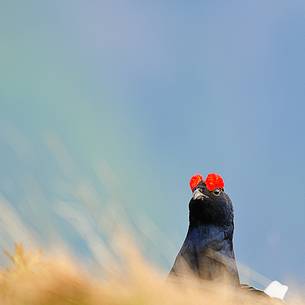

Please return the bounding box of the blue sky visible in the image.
[1,0,305,287]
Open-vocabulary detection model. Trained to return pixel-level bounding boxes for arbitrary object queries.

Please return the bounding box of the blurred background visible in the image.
[1,0,304,292]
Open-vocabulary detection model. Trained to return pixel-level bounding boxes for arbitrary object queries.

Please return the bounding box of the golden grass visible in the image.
[0,241,304,305]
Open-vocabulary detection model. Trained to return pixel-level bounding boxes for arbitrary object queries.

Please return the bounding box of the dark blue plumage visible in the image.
[169,180,240,285]
[169,175,285,303]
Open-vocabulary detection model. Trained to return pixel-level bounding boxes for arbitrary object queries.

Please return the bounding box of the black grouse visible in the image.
[169,173,240,286]
[169,173,285,303]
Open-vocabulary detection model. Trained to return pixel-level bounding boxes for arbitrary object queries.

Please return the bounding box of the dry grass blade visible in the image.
[0,240,304,305]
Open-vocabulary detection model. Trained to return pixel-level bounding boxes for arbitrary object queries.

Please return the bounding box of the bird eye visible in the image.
[213,188,221,196]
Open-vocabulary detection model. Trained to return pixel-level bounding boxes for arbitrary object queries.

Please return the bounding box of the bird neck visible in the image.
[187,223,233,242]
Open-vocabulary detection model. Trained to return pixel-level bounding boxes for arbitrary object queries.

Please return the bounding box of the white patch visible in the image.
[264,280,288,300]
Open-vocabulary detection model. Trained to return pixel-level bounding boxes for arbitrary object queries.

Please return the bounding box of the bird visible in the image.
[169,173,287,301]
[169,173,240,286]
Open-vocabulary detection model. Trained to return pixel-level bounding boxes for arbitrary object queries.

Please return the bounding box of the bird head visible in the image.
[188,173,234,227]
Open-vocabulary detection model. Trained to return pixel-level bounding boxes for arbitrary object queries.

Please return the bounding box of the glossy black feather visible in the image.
[169,182,283,302]
[170,184,239,285]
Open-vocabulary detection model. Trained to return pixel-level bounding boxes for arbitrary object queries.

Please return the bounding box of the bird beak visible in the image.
[193,189,209,200]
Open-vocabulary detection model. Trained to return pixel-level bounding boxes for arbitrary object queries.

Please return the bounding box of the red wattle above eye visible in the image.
[189,174,204,192]
[205,173,224,191]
